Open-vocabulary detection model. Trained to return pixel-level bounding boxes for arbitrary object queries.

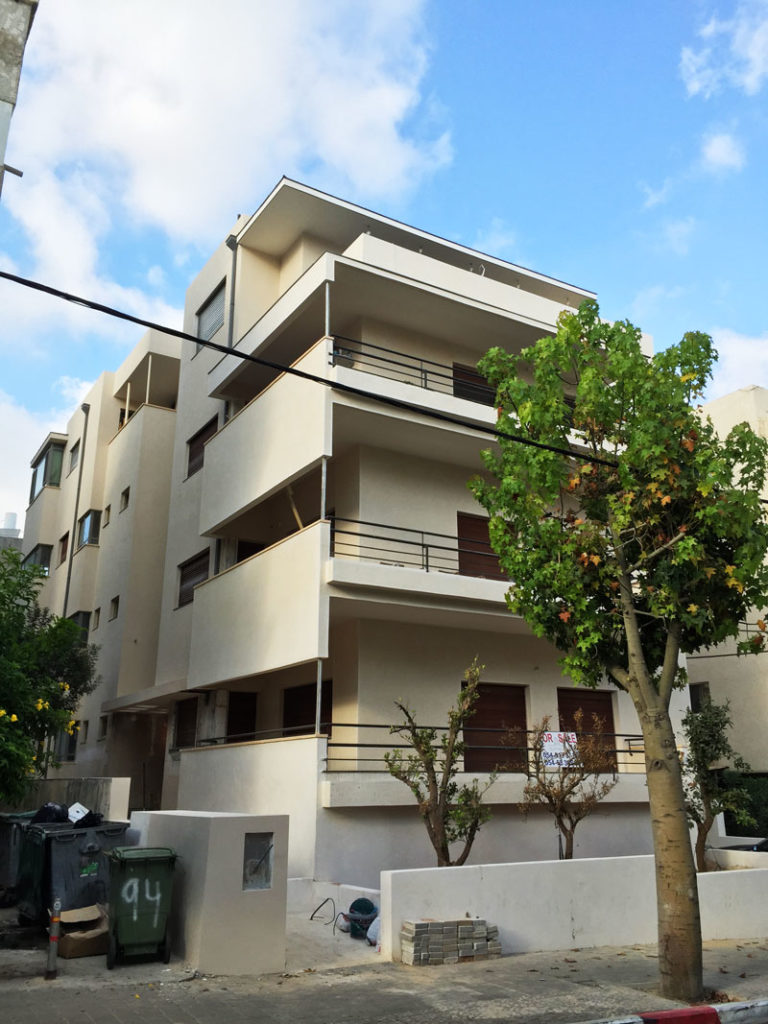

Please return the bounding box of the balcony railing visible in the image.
[331,335,495,406]
[330,516,505,579]
[323,723,645,776]
[191,721,645,774]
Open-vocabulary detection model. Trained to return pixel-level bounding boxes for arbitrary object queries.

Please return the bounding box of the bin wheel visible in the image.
[161,925,171,964]
[107,930,117,970]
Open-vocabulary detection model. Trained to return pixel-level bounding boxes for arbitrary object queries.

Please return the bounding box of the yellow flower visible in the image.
[0,709,6,718]
[10,714,18,722]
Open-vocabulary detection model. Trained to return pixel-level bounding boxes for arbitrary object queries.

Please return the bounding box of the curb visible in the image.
[582,999,768,1024]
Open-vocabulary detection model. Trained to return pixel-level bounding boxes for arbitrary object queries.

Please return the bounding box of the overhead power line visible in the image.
[0,270,620,467]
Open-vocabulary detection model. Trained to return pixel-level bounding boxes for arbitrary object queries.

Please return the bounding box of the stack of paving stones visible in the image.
[400,918,501,966]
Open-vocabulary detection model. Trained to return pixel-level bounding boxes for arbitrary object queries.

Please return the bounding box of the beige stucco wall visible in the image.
[131,810,288,975]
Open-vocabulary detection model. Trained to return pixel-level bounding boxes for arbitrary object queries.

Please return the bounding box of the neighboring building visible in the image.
[687,385,768,775]
[0,0,37,198]
[23,180,691,888]
[0,512,22,551]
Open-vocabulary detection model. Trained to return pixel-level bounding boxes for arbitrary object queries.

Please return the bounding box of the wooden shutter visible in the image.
[557,688,617,771]
[197,284,225,342]
[178,550,210,606]
[452,363,495,406]
[457,512,505,580]
[187,416,218,476]
[465,683,527,772]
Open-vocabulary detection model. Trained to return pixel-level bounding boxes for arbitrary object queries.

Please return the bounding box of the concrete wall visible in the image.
[0,776,130,819]
[176,737,322,879]
[131,810,288,976]
[380,855,768,961]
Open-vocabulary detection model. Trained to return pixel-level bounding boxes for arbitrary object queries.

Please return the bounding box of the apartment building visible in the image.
[687,385,768,775]
[23,180,691,888]
[22,330,181,808]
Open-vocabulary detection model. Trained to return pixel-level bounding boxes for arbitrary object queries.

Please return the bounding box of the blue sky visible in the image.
[2,0,768,524]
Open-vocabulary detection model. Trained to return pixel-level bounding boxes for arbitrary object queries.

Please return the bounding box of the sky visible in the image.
[2,0,768,526]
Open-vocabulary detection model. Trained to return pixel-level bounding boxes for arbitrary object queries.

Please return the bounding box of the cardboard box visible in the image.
[58,904,109,959]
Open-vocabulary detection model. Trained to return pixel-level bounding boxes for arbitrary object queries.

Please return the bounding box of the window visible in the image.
[54,724,78,763]
[92,607,100,630]
[119,487,130,512]
[557,687,617,771]
[689,682,711,713]
[186,416,219,476]
[196,282,225,351]
[80,720,89,743]
[227,691,259,742]
[68,610,91,637]
[174,699,198,748]
[452,363,495,406]
[464,683,528,772]
[29,442,65,502]
[457,512,505,580]
[77,510,101,548]
[178,550,210,606]
[282,681,332,737]
[23,544,53,575]
[98,715,109,741]
[108,596,119,620]
[58,533,69,565]
[69,440,80,474]
[103,504,111,527]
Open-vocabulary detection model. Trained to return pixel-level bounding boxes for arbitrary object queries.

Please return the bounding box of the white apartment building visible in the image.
[23,180,690,888]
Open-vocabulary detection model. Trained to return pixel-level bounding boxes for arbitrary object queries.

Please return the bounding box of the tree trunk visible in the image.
[563,827,574,859]
[695,812,714,873]
[641,707,703,1002]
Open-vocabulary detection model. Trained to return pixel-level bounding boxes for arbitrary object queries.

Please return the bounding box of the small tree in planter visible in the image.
[384,658,496,866]
[516,711,618,859]
[682,698,754,871]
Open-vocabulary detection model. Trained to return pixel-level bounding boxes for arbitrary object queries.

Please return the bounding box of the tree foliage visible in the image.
[682,698,754,872]
[384,658,496,867]
[469,300,768,1001]
[0,549,98,804]
[517,711,618,859]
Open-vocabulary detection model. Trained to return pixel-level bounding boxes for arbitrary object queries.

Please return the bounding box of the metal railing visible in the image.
[330,335,495,406]
[323,722,646,776]
[330,516,505,579]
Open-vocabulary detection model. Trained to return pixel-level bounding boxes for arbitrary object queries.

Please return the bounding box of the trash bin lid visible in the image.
[108,846,177,863]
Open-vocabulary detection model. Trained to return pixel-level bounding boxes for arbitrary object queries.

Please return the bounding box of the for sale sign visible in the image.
[541,730,578,768]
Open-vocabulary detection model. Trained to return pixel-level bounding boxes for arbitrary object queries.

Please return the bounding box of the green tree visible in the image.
[384,658,496,866]
[517,710,618,860]
[682,698,754,872]
[0,549,98,804]
[470,300,768,1002]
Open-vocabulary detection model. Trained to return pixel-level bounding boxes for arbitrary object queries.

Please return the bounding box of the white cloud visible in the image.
[681,2,768,97]
[630,284,685,322]
[701,132,746,172]
[707,326,768,399]
[0,388,90,525]
[641,178,673,209]
[661,217,696,256]
[472,217,518,258]
[146,266,166,289]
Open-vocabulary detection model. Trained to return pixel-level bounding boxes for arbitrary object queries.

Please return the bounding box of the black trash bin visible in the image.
[0,811,36,892]
[16,821,129,924]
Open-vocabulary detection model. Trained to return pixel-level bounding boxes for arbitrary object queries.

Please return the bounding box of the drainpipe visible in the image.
[315,659,323,735]
[225,234,238,349]
[324,281,330,339]
[62,403,90,618]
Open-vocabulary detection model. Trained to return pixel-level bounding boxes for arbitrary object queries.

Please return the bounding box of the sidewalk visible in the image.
[1,916,767,1024]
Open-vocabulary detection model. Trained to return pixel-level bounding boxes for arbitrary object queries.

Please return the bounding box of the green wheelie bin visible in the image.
[106,846,176,968]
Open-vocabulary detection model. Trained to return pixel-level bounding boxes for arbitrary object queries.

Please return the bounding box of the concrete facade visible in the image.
[21,179,689,887]
[687,385,768,773]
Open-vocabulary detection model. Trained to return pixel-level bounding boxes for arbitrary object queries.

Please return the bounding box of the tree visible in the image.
[682,698,754,872]
[516,710,618,859]
[0,549,98,804]
[384,658,496,866]
[470,300,768,1002]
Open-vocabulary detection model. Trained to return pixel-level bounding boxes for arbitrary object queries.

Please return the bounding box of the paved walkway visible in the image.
[2,925,768,1024]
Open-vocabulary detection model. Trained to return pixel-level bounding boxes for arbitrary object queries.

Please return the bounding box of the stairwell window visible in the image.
[68,440,80,474]
[109,596,119,620]
[77,510,101,548]
[196,282,225,352]
[120,487,130,512]
[187,416,218,476]
[178,550,210,606]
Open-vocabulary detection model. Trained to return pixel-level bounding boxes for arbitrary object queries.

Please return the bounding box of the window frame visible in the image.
[177,549,210,607]
[195,282,226,351]
[76,509,101,549]
[186,416,219,477]
[30,442,65,502]
[23,544,53,575]
[119,487,130,512]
